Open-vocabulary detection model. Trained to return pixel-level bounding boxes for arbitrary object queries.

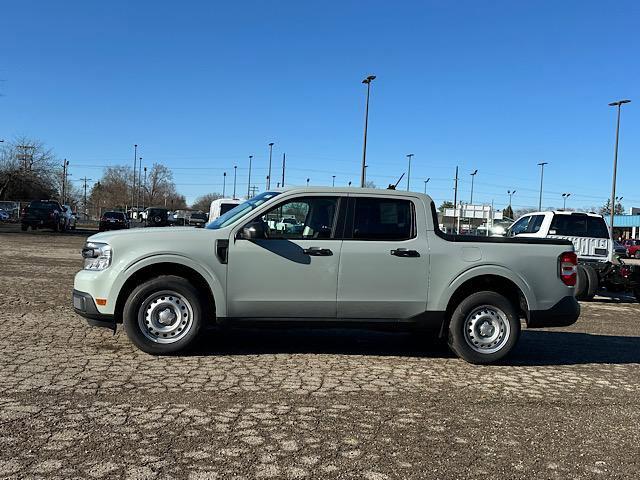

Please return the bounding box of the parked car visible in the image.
[62,205,77,230]
[623,239,640,259]
[21,200,66,232]
[614,241,628,258]
[189,211,208,228]
[145,208,170,227]
[508,210,628,301]
[0,209,9,222]
[208,198,241,224]
[99,211,130,232]
[73,187,579,364]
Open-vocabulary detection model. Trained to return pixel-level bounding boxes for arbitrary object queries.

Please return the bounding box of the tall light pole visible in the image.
[306,178,310,187]
[132,144,138,209]
[267,143,274,190]
[507,190,516,210]
[360,75,376,187]
[143,167,147,209]
[537,162,548,211]
[222,172,227,197]
[281,153,286,188]
[406,154,414,191]
[332,175,336,187]
[233,166,237,199]
[562,193,571,210]
[608,99,631,238]
[247,155,253,198]
[470,169,478,204]
[138,157,143,209]
[424,178,430,194]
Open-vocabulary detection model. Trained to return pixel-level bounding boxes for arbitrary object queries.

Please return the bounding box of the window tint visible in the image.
[527,215,545,233]
[509,216,531,236]
[220,203,236,215]
[352,198,413,240]
[104,212,125,219]
[549,214,609,239]
[256,197,338,240]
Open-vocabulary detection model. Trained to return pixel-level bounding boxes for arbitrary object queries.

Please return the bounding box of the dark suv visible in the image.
[99,211,130,232]
[145,208,170,227]
[21,200,66,232]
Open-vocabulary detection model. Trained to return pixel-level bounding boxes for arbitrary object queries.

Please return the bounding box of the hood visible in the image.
[87,227,219,245]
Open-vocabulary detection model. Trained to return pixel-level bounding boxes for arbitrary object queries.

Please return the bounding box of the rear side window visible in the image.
[527,215,545,233]
[220,203,236,215]
[352,198,413,240]
[550,214,609,239]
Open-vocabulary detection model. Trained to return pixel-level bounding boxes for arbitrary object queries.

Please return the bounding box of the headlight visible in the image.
[82,242,112,270]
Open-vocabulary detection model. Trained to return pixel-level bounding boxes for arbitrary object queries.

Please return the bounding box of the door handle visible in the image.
[390,248,420,258]
[303,247,333,256]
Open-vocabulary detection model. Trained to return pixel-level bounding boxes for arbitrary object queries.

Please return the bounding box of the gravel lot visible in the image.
[1,225,639,479]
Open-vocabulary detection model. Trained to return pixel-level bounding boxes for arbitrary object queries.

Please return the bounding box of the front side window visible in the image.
[509,216,531,236]
[207,192,280,230]
[254,197,338,239]
[352,198,413,240]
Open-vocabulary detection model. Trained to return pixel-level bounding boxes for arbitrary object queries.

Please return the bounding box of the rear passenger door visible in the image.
[337,195,429,320]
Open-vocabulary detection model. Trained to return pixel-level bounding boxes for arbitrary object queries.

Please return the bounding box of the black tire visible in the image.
[575,265,588,300]
[123,275,204,354]
[634,288,640,303]
[583,265,599,301]
[448,291,521,365]
[20,224,28,231]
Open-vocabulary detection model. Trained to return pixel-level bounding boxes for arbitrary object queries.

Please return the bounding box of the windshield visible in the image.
[207,191,280,230]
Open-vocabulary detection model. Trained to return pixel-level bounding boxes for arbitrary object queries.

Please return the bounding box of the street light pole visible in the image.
[608,99,631,238]
[247,155,253,198]
[360,75,376,187]
[507,190,516,210]
[233,166,237,199]
[424,178,430,194]
[470,169,478,204]
[267,143,274,190]
[132,144,137,209]
[138,157,142,209]
[143,167,147,209]
[306,178,310,187]
[281,153,286,188]
[406,154,414,191]
[222,172,227,197]
[332,175,336,187]
[537,162,548,211]
[562,193,571,210]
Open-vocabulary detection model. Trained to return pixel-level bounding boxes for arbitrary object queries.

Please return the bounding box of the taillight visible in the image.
[559,252,577,286]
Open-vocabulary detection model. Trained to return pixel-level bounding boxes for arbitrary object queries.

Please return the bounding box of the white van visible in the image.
[208,198,242,224]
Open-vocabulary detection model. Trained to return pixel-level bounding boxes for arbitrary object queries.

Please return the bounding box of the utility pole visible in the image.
[138,157,143,209]
[81,177,92,215]
[360,75,376,187]
[267,143,274,190]
[247,155,253,198]
[17,145,35,170]
[281,153,286,188]
[452,166,459,233]
[470,169,478,204]
[608,99,631,239]
[61,159,69,204]
[537,162,548,211]
[406,154,414,191]
[132,144,138,209]
[233,166,237,199]
[143,167,147,209]
[223,172,227,197]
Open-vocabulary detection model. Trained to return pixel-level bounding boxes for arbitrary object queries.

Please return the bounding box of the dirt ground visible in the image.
[1,224,639,479]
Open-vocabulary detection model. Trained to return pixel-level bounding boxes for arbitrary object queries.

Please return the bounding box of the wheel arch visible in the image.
[114,258,220,324]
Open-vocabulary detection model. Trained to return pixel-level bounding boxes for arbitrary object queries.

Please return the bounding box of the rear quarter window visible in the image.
[550,214,609,239]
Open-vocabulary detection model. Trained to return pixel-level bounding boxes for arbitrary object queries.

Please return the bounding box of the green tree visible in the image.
[438,201,454,213]
[599,199,624,216]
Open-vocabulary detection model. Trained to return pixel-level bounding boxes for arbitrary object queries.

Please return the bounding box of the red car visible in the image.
[623,239,640,259]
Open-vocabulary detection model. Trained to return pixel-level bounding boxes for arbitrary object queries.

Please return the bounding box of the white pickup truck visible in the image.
[73,187,580,364]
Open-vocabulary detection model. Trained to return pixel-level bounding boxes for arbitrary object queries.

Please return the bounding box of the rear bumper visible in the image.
[527,296,580,328]
[72,289,115,330]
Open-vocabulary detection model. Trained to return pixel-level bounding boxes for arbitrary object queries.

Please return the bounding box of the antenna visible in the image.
[389,172,405,190]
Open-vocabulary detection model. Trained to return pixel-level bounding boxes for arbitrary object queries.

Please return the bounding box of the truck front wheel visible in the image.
[123,275,204,354]
[448,291,520,364]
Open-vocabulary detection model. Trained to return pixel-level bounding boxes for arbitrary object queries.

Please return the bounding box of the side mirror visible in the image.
[239,221,267,240]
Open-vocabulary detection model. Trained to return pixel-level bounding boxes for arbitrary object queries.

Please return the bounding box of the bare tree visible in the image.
[191,193,222,212]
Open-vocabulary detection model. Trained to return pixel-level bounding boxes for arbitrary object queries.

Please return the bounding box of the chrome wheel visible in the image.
[463,305,511,354]
[138,290,194,344]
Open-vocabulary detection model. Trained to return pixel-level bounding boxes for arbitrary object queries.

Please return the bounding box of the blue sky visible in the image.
[1,0,638,210]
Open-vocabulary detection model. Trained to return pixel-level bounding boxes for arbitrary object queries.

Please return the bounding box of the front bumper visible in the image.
[527,296,580,328]
[72,289,115,330]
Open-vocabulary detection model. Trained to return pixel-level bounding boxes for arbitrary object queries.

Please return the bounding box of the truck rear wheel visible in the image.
[448,291,520,364]
[20,224,28,231]
[583,265,599,301]
[123,275,204,354]
[574,265,588,300]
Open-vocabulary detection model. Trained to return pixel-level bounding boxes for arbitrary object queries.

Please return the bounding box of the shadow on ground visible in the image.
[192,327,640,366]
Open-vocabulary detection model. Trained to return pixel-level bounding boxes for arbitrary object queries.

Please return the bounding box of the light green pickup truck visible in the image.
[73,187,580,364]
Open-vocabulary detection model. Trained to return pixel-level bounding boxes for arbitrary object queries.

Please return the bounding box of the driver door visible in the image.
[226,195,344,319]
